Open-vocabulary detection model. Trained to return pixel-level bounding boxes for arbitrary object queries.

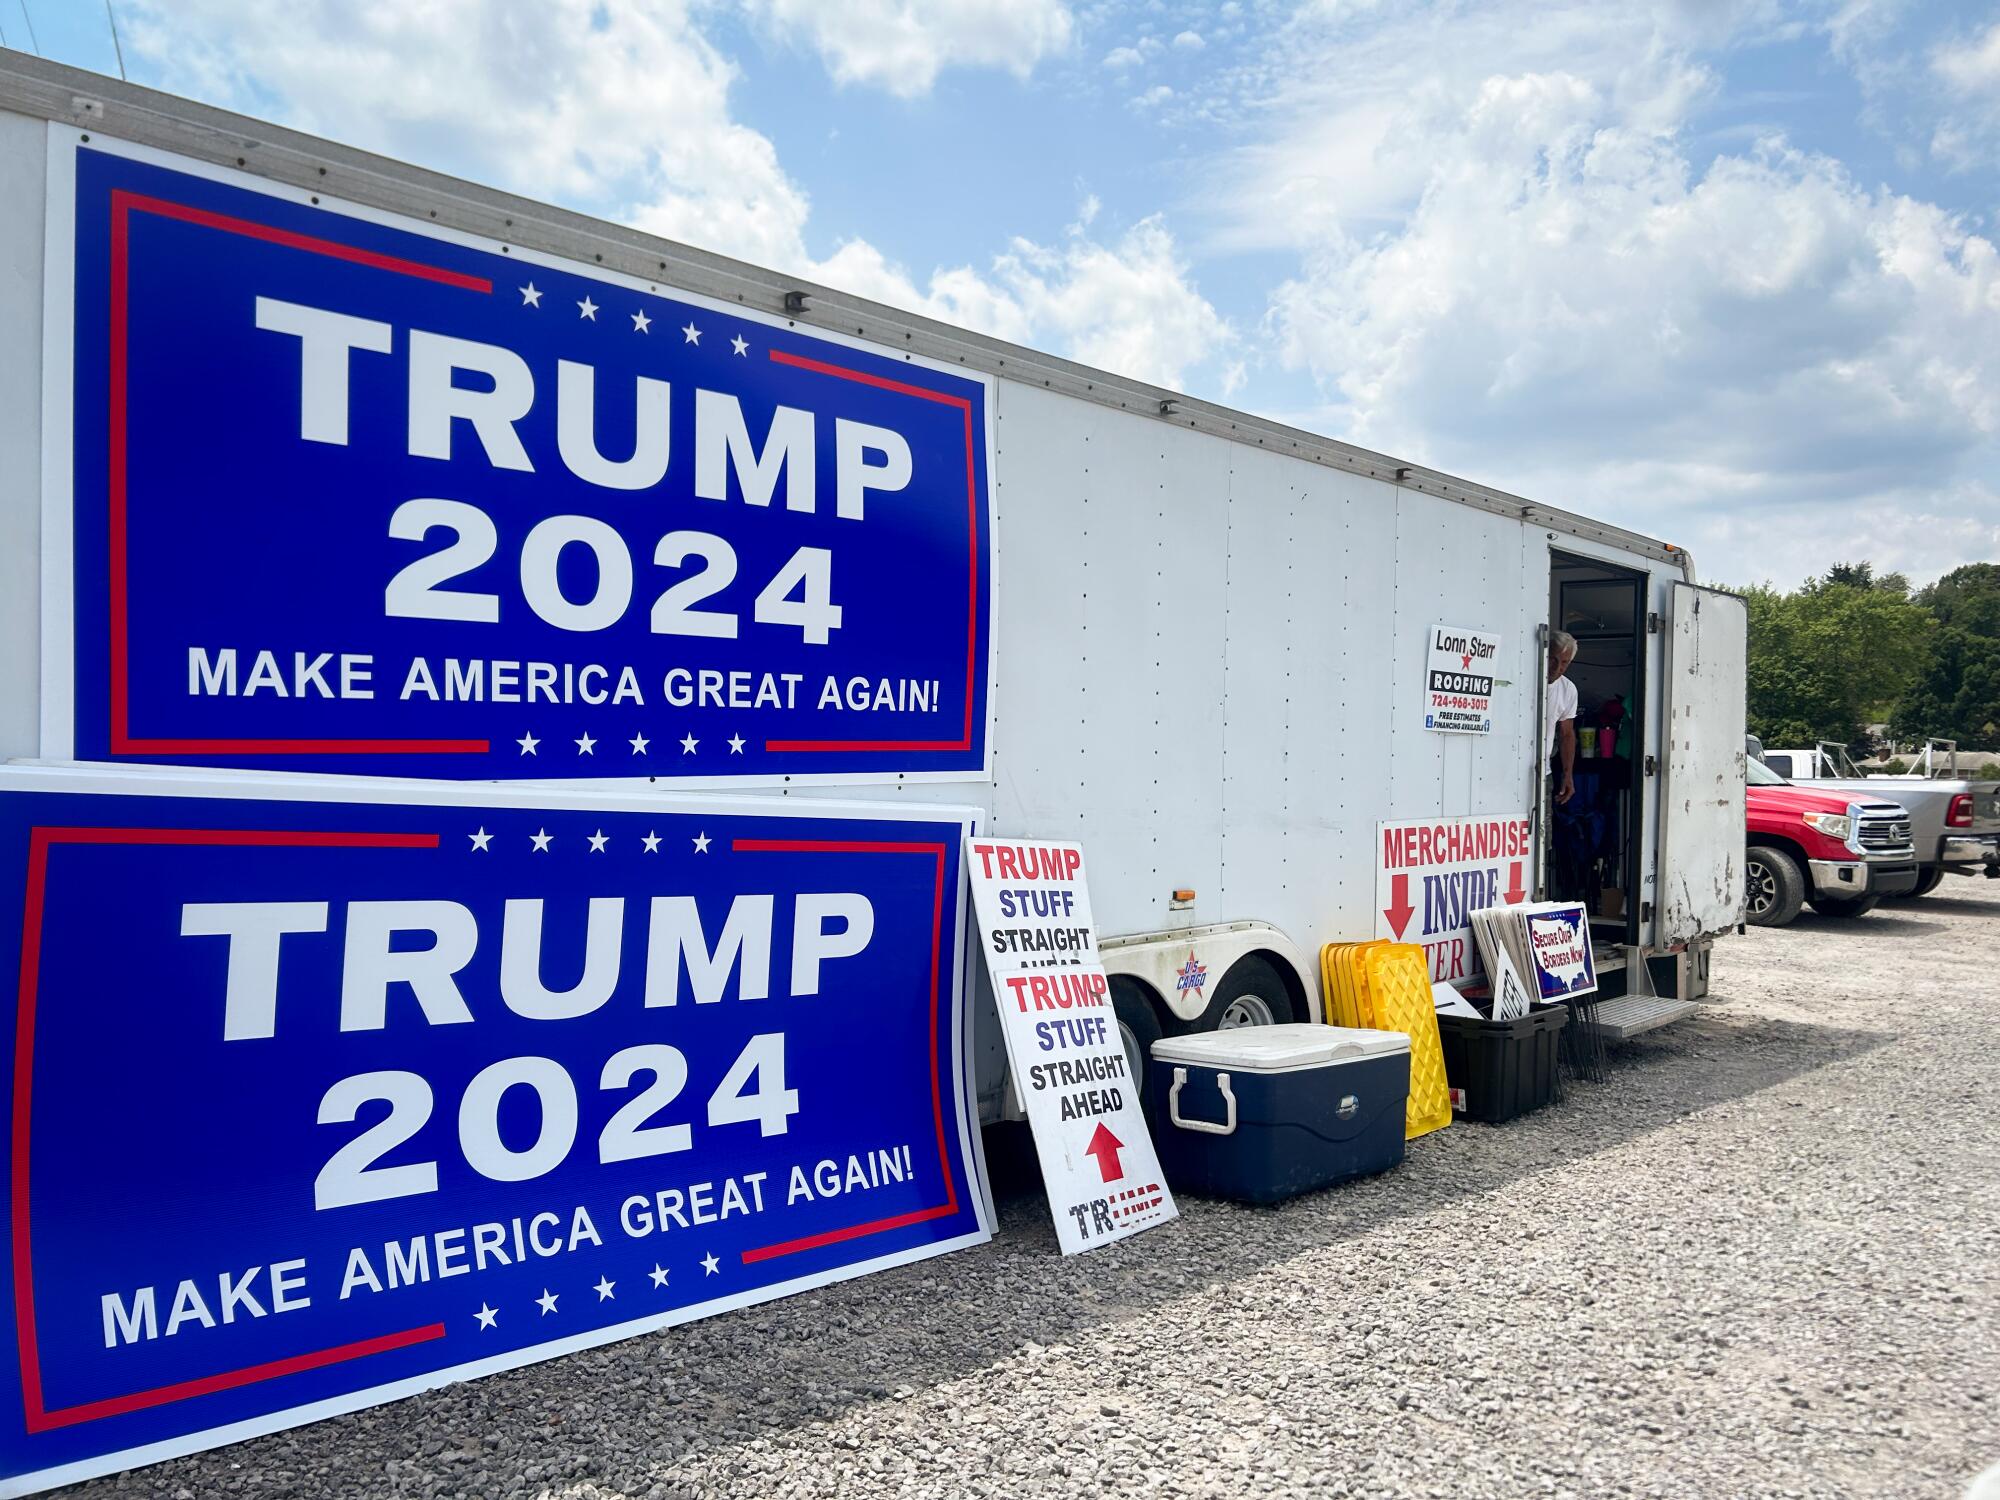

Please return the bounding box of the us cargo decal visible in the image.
[45,138,994,783]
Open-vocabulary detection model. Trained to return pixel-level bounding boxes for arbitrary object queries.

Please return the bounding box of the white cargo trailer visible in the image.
[0,55,1749,1128]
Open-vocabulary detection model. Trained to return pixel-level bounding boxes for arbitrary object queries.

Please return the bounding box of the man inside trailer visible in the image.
[1546,629,1579,805]
[1545,629,1589,902]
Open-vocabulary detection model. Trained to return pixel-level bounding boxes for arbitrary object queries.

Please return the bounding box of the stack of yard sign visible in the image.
[1317,941,1453,1139]
[1471,902,1605,1085]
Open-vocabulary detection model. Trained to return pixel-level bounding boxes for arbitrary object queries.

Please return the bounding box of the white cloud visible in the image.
[1231,0,2000,584]
[124,0,817,272]
[1133,84,1175,109]
[1173,30,1205,51]
[1102,45,1145,69]
[820,215,1234,391]
[743,0,1074,97]
[120,1,1225,394]
[998,217,1234,390]
[1934,19,2000,90]
[1929,18,2000,167]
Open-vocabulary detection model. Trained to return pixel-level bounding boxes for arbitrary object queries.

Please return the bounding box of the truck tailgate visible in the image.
[1973,783,2000,833]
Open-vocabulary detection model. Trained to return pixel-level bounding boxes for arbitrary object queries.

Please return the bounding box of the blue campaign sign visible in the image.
[46,136,993,782]
[0,768,989,1495]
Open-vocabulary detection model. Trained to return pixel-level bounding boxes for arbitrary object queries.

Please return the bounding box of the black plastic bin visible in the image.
[1436,1005,1567,1123]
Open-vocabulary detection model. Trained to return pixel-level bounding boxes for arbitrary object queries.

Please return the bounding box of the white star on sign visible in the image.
[468,827,493,852]
[731,333,749,357]
[681,321,702,344]
[575,731,597,755]
[578,296,599,320]
[530,828,553,852]
[536,1288,559,1315]
[649,1263,670,1288]
[587,829,609,853]
[594,1276,616,1301]
[641,831,661,853]
[517,732,540,756]
[475,1303,498,1329]
[629,732,650,755]
[727,734,746,755]
[701,1252,720,1276]
[680,733,699,754]
[632,309,651,333]
[692,832,711,854]
[520,283,542,307]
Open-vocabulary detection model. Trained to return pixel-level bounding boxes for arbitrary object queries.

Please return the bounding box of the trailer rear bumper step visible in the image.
[1580,994,1698,1041]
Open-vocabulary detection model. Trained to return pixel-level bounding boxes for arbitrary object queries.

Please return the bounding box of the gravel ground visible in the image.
[80,881,1998,1500]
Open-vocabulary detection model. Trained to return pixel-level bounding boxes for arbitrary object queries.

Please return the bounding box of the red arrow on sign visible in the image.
[1504,861,1526,904]
[1084,1122,1126,1183]
[1383,872,1415,938]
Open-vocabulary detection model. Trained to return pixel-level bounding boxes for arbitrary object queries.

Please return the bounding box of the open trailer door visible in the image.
[1657,582,1748,948]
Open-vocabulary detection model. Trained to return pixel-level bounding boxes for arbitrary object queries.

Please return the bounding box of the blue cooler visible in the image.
[1148,1024,1409,1204]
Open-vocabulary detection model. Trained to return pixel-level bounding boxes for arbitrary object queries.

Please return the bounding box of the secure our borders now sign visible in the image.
[0,767,990,1496]
[43,133,993,784]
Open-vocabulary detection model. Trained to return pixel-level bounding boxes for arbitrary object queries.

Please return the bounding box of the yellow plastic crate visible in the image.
[1362,945,1453,1140]
[1319,940,1390,1029]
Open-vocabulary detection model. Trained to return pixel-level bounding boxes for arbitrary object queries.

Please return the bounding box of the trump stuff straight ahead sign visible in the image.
[40,132,993,783]
[0,767,990,1495]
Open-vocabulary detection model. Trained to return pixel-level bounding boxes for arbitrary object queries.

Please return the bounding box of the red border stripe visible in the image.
[105,189,490,757]
[731,838,961,1262]
[30,1325,447,1431]
[118,194,491,291]
[13,827,439,1431]
[762,350,981,756]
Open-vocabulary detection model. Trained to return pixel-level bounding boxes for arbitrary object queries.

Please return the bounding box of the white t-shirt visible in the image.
[1545,674,1579,761]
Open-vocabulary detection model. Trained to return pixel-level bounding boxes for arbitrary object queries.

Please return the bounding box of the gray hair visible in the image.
[1549,629,1578,661]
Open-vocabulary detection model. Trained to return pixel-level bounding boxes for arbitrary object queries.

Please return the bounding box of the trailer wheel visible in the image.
[1192,955,1300,1032]
[1809,893,1879,919]
[1108,976,1164,1100]
[1744,846,1806,927]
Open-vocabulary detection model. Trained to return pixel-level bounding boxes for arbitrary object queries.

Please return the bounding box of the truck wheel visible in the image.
[1887,867,1944,901]
[1191,955,1300,1032]
[1809,893,1880,919]
[1745,846,1806,927]
[1109,976,1164,1101]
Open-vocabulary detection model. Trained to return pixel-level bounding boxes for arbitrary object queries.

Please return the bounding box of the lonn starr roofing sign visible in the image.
[43,134,994,783]
[0,768,990,1496]
[1423,624,1502,736]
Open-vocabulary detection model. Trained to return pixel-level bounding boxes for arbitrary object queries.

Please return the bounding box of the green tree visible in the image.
[1890,564,2000,746]
[1737,564,1934,746]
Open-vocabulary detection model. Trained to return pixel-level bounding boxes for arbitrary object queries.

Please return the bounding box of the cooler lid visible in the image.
[1149,1022,1409,1073]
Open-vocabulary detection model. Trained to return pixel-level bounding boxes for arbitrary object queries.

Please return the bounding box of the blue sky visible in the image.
[12,0,2000,586]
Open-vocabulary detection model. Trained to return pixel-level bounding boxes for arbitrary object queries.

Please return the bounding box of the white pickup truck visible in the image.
[1752,740,2000,896]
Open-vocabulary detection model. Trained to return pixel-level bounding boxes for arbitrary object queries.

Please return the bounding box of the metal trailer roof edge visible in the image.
[0,49,1691,575]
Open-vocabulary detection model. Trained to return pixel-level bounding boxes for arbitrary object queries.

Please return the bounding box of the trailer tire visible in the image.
[1745,846,1806,927]
[1189,955,1301,1032]
[1109,976,1164,1100]
[1809,893,1879,919]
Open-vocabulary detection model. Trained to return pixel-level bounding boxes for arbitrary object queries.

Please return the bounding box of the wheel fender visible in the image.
[1100,923,1314,1025]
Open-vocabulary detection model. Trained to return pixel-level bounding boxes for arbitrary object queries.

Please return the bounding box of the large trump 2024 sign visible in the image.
[42,134,993,782]
[0,769,989,1495]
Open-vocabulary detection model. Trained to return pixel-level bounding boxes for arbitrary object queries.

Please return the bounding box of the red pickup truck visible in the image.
[1745,756,1919,925]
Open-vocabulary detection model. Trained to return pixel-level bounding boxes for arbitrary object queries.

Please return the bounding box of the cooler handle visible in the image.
[1169,1067,1237,1136]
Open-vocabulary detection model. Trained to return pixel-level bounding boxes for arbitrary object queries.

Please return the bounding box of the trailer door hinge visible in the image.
[1647,612,1661,634]
[1644,754,1658,777]
[1641,901,1654,924]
